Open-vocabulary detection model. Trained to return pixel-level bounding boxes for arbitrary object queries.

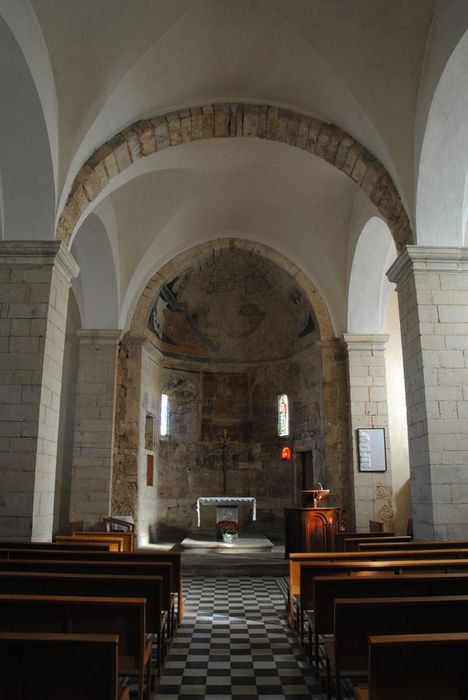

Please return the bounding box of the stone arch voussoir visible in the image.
[57,104,413,249]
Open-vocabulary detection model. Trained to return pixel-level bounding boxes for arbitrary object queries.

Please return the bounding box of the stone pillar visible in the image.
[69,330,122,527]
[344,334,393,531]
[0,242,79,541]
[388,246,468,539]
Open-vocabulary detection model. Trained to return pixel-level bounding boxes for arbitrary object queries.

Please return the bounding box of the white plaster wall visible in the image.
[384,291,411,535]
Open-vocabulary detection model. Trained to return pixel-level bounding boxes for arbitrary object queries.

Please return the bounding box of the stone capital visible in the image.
[387,245,468,289]
[343,334,389,352]
[0,240,79,282]
[77,329,123,346]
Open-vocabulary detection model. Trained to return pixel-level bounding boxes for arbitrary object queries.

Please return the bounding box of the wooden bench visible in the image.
[0,632,129,700]
[355,632,468,700]
[70,530,135,552]
[0,546,183,625]
[0,557,174,629]
[359,538,468,552]
[326,595,468,700]
[344,535,412,551]
[296,557,468,641]
[55,534,125,551]
[0,595,150,700]
[288,547,468,614]
[0,539,111,551]
[0,570,168,672]
[333,532,397,551]
[309,572,468,677]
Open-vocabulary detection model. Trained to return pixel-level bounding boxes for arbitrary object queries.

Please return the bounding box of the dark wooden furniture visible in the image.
[0,595,150,700]
[0,545,183,625]
[70,530,134,552]
[333,531,396,551]
[326,596,468,700]
[0,557,174,627]
[0,539,110,551]
[355,632,468,700]
[344,535,412,551]
[0,570,167,671]
[309,572,468,677]
[295,557,468,641]
[0,632,129,700]
[284,507,340,557]
[359,538,468,552]
[54,534,125,551]
[288,547,468,616]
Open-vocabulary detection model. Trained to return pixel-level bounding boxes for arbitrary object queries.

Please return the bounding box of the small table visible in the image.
[196,497,257,528]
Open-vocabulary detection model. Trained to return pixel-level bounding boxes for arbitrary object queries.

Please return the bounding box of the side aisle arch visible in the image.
[57,103,413,249]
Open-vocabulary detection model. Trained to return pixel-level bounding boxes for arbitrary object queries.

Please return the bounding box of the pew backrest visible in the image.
[334,595,468,675]
[0,631,123,700]
[366,633,468,700]
[55,535,124,551]
[333,532,396,551]
[71,530,134,552]
[0,570,163,635]
[0,557,173,614]
[344,536,412,551]
[314,572,468,639]
[359,539,468,552]
[300,558,468,612]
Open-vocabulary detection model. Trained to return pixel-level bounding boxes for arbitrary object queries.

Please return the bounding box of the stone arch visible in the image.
[57,103,413,249]
[128,237,335,342]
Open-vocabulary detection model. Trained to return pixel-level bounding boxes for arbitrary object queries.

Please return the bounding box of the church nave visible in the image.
[155,576,318,700]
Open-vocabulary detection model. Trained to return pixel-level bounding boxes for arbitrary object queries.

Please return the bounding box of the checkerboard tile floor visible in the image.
[155,576,321,700]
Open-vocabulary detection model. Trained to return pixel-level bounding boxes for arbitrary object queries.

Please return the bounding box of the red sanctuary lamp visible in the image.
[281,446,291,461]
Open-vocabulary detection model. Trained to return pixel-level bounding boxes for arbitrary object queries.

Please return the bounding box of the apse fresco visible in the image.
[147,247,318,363]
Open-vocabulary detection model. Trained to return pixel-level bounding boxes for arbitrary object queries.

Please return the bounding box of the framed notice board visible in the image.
[357,428,387,472]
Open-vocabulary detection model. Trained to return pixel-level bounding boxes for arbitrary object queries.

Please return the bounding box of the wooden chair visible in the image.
[0,632,129,700]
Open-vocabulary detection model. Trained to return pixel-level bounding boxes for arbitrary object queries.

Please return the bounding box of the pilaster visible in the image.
[69,329,122,527]
[344,334,393,531]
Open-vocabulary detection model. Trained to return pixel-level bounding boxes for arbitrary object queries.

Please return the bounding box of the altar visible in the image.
[196,496,256,528]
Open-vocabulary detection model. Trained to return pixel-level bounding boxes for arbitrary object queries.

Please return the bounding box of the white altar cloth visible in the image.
[196,496,256,527]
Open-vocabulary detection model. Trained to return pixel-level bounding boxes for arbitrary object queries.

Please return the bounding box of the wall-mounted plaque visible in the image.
[357,428,387,472]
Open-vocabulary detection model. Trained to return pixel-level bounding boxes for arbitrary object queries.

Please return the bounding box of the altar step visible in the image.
[180,534,273,553]
[178,539,289,577]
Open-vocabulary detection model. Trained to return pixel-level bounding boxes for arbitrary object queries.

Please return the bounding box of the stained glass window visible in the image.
[277,394,289,437]
[160,393,169,437]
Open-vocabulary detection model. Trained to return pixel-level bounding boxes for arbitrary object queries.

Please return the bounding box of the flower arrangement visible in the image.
[217,519,239,535]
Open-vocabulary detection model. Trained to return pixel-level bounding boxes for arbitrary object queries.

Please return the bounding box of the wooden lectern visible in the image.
[284,488,340,556]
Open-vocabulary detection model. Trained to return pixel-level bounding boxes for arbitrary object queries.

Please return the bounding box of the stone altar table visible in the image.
[196,496,257,528]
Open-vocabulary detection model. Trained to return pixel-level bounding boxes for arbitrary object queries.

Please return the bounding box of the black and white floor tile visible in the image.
[154,576,321,700]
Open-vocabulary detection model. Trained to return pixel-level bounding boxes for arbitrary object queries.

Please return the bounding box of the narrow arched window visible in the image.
[160,393,169,437]
[277,394,289,437]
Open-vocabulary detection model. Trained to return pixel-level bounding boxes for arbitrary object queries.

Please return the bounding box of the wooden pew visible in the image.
[309,572,468,677]
[1,546,183,625]
[288,548,468,614]
[0,570,167,671]
[334,532,397,551]
[0,632,129,700]
[0,539,111,551]
[355,632,468,700]
[359,538,468,552]
[70,530,135,552]
[0,557,174,632]
[55,534,125,551]
[0,595,150,700]
[326,595,468,700]
[344,536,412,551]
[296,557,468,640]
